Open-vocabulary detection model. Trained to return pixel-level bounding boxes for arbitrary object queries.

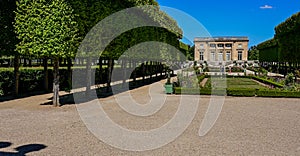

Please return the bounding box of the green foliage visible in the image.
[176,72,199,88]
[174,86,300,97]
[251,76,284,88]
[256,89,300,98]
[227,88,256,97]
[295,69,300,78]
[284,73,295,86]
[248,46,259,60]
[257,12,300,63]
[174,87,226,95]
[0,68,72,96]
[0,0,17,57]
[274,12,300,63]
[14,0,80,59]
[186,45,194,61]
[257,38,280,62]
[226,66,243,73]
[197,74,206,84]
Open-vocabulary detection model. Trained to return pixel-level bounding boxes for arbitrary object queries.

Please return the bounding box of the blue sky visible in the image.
[156,0,300,47]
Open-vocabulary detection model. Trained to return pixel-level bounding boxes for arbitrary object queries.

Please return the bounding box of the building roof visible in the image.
[194,36,249,42]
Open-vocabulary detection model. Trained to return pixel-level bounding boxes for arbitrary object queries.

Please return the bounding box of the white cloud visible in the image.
[260,5,273,9]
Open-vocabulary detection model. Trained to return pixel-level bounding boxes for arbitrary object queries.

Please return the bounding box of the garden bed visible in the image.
[173,75,300,98]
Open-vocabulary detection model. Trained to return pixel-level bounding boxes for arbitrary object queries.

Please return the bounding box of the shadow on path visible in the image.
[41,75,170,106]
[0,141,46,156]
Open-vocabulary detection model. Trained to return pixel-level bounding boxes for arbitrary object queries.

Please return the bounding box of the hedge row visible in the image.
[220,75,284,88]
[174,87,300,98]
[251,76,284,88]
[0,64,167,97]
[0,69,73,96]
[174,87,226,96]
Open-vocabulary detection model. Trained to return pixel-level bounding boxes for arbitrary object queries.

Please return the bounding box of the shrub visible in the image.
[285,73,295,86]
[0,68,72,96]
[197,74,206,83]
[251,76,284,88]
[227,88,256,97]
[256,89,300,98]
[174,87,226,95]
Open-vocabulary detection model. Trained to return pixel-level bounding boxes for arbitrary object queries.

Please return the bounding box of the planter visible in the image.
[164,84,173,94]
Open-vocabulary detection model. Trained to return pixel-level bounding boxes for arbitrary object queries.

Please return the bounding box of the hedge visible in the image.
[256,89,300,98]
[251,76,284,88]
[174,87,226,95]
[0,64,167,97]
[0,69,72,96]
[174,87,300,98]
[227,88,256,97]
[197,74,206,83]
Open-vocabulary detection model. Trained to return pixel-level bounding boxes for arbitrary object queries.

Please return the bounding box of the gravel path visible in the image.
[1,81,300,155]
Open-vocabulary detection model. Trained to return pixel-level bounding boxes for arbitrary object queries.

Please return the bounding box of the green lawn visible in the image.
[204,77,267,89]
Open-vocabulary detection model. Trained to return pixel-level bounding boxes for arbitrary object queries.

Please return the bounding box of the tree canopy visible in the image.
[0,0,17,57]
[257,12,300,64]
[14,0,80,59]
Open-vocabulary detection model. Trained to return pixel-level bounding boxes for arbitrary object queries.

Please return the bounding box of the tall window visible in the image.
[200,51,204,61]
[238,51,243,60]
[218,51,223,61]
[226,51,231,61]
[210,51,215,61]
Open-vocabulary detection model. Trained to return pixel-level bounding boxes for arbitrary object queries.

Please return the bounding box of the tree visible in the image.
[248,46,259,60]
[186,44,194,61]
[0,0,17,57]
[0,0,20,96]
[15,0,80,106]
[275,12,300,65]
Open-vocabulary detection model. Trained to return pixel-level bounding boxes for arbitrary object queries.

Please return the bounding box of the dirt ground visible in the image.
[1,80,300,155]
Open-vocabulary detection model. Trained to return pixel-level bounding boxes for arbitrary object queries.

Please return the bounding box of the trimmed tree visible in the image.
[15,0,80,106]
[248,46,259,60]
[0,0,20,96]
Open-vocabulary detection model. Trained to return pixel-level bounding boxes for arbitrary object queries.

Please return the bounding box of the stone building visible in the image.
[194,36,249,62]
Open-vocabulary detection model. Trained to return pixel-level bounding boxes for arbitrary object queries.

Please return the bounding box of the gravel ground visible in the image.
[1,81,300,155]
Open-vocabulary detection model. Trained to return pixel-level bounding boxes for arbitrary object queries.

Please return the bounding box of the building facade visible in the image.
[194,37,249,62]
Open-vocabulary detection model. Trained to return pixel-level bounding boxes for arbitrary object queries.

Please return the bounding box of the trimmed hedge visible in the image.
[227,88,256,97]
[174,87,300,98]
[251,76,284,88]
[0,64,166,97]
[0,69,72,96]
[197,74,206,83]
[257,89,300,98]
[174,87,226,95]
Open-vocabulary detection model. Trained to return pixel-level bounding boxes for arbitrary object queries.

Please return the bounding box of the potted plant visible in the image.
[164,69,173,94]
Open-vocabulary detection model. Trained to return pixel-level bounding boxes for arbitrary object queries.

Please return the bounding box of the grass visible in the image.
[204,77,267,89]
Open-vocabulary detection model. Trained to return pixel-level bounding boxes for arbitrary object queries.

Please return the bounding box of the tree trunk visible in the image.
[133,60,136,83]
[28,59,32,67]
[53,58,60,107]
[99,58,103,84]
[67,58,72,91]
[106,58,113,92]
[149,61,152,82]
[86,57,92,94]
[43,58,49,92]
[14,55,20,97]
[122,59,127,86]
[142,62,145,82]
